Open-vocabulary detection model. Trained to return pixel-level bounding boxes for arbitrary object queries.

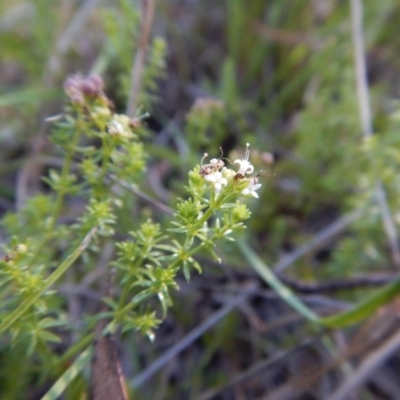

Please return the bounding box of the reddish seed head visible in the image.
[63,75,80,95]
[87,75,104,91]
[79,79,97,96]
[63,74,105,100]
[69,92,85,105]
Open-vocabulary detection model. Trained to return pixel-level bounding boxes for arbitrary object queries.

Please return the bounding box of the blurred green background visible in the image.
[2,0,400,399]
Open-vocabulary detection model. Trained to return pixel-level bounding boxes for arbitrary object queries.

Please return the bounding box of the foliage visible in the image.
[2,0,400,399]
[0,70,258,397]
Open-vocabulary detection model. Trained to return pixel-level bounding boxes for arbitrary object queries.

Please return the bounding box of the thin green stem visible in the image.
[116,240,152,310]
[114,190,241,320]
[94,137,112,199]
[56,333,93,366]
[197,206,216,227]
[49,117,83,231]
[117,280,134,311]
[116,240,211,318]
[29,117,83,266]
[196,191,233,227]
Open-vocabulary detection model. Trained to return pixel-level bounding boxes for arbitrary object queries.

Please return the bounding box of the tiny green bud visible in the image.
[15,244,28,254]
[92,106,111,119]
[232,202,251,222]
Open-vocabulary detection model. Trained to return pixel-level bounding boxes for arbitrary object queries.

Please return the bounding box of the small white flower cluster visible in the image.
[107,114,134,138]
[200,143,262,198]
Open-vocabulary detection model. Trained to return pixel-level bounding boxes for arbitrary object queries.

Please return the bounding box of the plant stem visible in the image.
[57,333,93,366]
[48,117,83,231]
[28,117,83,267]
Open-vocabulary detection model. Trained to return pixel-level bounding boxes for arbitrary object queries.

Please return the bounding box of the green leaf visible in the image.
[101,297,118,310]
[38,331,61,343]
[40,347,93,400]
[167,227,187,233]
[188,257,202,274]
[131,288,154,305]
[158,291,169,317]
[238,240,400,328]
[220,203,237,209]
[157,254,178,262]
[238,240,319,323]
[156,244,180,253]
[183,261,191,281]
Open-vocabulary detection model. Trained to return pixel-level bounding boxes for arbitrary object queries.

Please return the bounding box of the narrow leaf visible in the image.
[41,347,93,400]
[239,240,400,328]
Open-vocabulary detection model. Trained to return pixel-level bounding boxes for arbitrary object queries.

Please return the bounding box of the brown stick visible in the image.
[90,269,128,400]
[90,319,128,400]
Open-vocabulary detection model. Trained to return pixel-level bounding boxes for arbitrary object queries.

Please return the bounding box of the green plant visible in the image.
[0,74,263,397]
[3,1,400,398]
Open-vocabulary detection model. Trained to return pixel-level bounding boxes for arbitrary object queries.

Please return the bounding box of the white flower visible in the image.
[108,120,124,135]
[108,114,133,138]
[204,171,228,194]
[209,158,224,170]
[234,143,254,176]
[241,178,262,198]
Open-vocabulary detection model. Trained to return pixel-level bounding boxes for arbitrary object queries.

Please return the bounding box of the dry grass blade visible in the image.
[327,326,400,400]
[126,0,157,117]
[199,339,316,400]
